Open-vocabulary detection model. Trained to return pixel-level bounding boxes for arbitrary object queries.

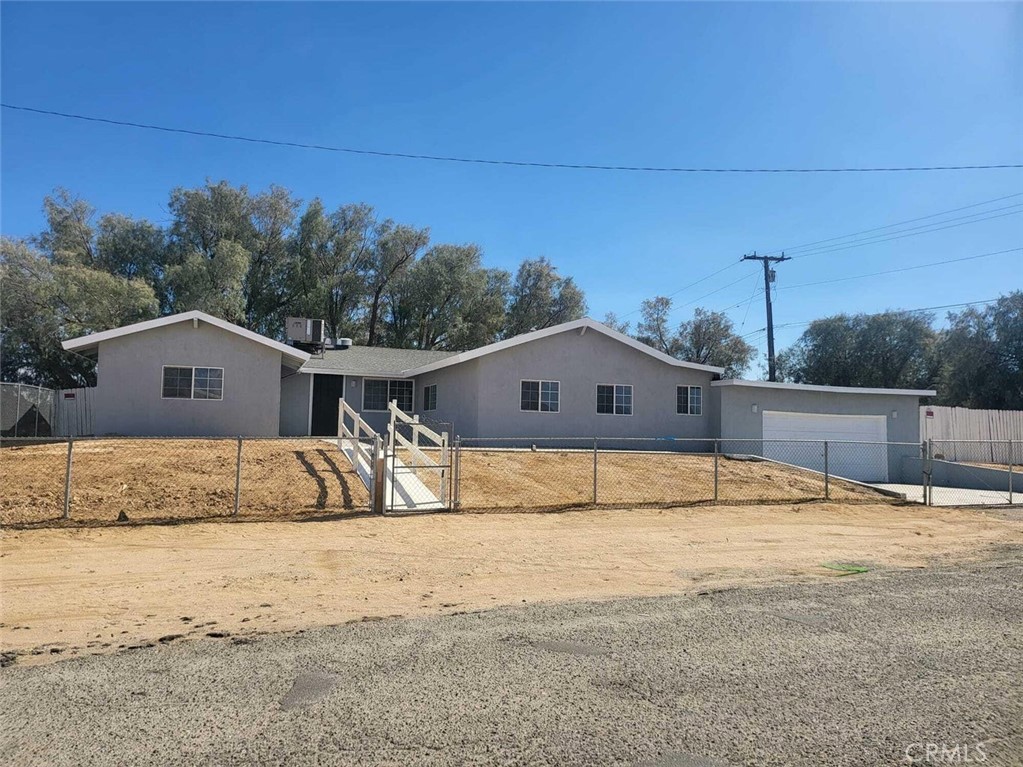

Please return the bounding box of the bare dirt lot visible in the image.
[2,502,1019,667]
[0,439,370,526]
[457,448,881,508]
[2,441,886,527]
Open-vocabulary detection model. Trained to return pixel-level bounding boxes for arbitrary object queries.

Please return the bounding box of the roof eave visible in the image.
[401,317,726,377]
[711,379,937,397]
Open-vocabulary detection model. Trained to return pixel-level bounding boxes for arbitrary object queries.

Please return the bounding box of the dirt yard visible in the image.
[2,503,1019,667]
[457,449,881,509]
[0,439,370,526]
[2,441,888,527]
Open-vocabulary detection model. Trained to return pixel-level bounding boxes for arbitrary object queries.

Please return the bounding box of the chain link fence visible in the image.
[452,437,908,511]
[4,434,1018,527]
[1,383,57,437]
[1,437,371,526]
[922,439,1019,506]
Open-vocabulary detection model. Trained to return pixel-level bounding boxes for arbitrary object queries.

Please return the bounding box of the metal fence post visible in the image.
[15,383,23,437]
[452,435,461,509]
[823,440,830,501]
[928,440,936,506]
[62,438,74,519]
[713,439,719,503]
[233,437,242,516]
[1009,439,1014,506]
[592,437,598,505]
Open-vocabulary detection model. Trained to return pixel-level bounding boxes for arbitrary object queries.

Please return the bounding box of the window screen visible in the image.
[676,385,702,415]
[193,367,224,400]
[389,380,414,412]
[162,367,193,399]
[423,384,437,411]
[363,379,389,411]
[598,384,632,415]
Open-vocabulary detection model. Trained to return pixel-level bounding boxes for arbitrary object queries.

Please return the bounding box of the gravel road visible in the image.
[3,554,1021,766]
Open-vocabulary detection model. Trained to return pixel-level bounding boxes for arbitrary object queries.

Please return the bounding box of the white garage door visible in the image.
[762,411,889,482]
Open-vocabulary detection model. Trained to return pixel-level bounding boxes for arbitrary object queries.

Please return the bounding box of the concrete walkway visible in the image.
[872,482,1017,506]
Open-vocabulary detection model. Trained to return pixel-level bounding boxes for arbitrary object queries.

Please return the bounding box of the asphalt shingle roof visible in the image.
[299,346,459,377]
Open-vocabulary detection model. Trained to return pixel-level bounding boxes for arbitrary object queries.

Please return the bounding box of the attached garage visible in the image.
[713,379,936,486]
[762,410,889,482]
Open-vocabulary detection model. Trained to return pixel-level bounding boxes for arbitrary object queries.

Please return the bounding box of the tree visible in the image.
[777,311,938,389]
[635,297,754,376]
[1,237,158,387]
[383,244,509,349]
[636,297,678,355]
[676,308,756,378]
[36,188,97,265]
[95,213,168,308]
[504,257,586,336]
[164,180,303,334]
[291,201,374,342]
[938,292,1023,408]
[364,222,430,346]
[601,312,631,335]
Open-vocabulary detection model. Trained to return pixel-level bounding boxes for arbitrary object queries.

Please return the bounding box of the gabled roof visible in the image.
[711,379,937,397]
[401,318,726,377]
[300,347,458,377]
[61,311,311,367]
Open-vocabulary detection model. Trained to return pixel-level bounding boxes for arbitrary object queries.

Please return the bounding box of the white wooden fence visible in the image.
[921,405,1022,464]
[921,406,1023,442]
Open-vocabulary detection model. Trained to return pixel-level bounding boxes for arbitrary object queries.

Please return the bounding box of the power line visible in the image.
[763,191,1023,255]
[627,194,1021,319]
[617,260,745,319]
[4,102,1023,174]
[740,298,1003,340]
[786,207,1023,261]
[775,247,1021,291]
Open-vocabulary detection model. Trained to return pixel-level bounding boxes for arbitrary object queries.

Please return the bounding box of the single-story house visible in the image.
[62,311,934,481]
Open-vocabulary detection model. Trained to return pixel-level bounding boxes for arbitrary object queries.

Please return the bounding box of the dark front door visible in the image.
[311,375,345,436]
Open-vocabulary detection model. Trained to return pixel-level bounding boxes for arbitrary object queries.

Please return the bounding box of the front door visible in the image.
[311,375,345,436]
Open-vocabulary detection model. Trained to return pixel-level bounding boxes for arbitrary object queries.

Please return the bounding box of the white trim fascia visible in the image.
[711,379,937,397]
[62,311,311,366]
[399,318,726,377]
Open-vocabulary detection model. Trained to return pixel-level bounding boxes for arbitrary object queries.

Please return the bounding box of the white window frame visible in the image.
[519,379,560,414]
[160,365,224,401]
[596,383,633,416]
[423,383,438,412]
[362,377,414,413]
[676,385,703,416]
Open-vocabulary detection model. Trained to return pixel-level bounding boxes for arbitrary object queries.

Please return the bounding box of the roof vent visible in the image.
[336,337,353,350]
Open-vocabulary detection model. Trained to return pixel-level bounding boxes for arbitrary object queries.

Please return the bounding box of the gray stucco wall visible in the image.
[413,361,480,437]
[716,386,922,443]
[92,320,283,437]
[422,328,717,442]
[279,371,312,436]
[716,384,926,480]
[341,375,397,435]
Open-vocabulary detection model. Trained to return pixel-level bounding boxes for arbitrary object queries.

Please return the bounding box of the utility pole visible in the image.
[742,251,790,382]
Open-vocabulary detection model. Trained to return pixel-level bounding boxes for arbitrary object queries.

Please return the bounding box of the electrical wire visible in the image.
[741,298,1003,340]
[762,191,1023,256]
[785,207,1023,261]
[775,247,1021,291]
[4,103,1022,174]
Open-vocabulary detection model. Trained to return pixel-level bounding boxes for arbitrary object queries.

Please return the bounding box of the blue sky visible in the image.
[2,2,1020,368]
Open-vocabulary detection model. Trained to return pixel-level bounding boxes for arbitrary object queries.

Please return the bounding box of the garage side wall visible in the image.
[93,321,283,437]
